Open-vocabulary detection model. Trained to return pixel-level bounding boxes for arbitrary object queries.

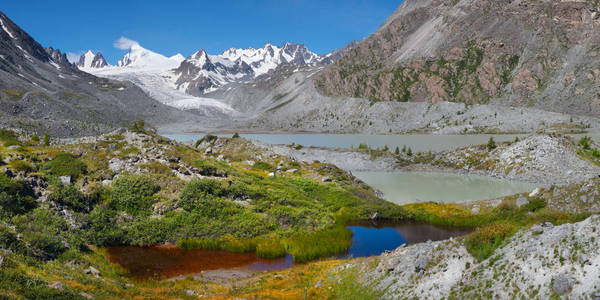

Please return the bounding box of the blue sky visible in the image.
[2,0,400,64]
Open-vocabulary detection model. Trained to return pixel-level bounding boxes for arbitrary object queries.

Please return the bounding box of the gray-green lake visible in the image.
[353,171,538,205]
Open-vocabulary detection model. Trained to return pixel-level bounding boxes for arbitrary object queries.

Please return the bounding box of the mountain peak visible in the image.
[116,43,179,69]
[78,50,109,69]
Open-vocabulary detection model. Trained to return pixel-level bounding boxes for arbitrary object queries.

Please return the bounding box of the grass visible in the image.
[464,223,516,261]
[3,89,25,100]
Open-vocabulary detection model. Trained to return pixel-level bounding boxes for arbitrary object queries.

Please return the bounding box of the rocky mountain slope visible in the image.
[0,11,198,137]
[314,0,600,117]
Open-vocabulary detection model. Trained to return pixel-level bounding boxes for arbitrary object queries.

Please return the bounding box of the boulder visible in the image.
[286,168,298,173]
[414,256,430,273]
[267,172,275,177]
[59,175,71,185]
[529,187,540,197]
[322,177,332,182]
[471,206,480,215]
[84,266,100,276]
[552,274,574,294]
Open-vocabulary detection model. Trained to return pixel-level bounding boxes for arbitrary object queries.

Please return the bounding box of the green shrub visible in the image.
[465,223,515,261]
[30,134,40,143]
[179,178,224,210]
[111,174,158,214]
[12,209,69,260]
[43,133,50,146]
[9,160,34,173]
[232,132,240,138]
[0,173,36,216]
[487,137,497,151]
[41,153,87,178]
[130,120,145,133]
[47,184,91,212]
[579,136,592,150]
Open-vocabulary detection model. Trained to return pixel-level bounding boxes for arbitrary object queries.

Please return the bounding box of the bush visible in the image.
[9,160,34,173]
[465,223,515,261]
[111,174,159,214]
[41,153,87,178]
[43,133,50,146]
[0,173,36,215]
[232,132,240,138]
[47,184,91,212]
[579,136,592,150]
[487,137,497,151]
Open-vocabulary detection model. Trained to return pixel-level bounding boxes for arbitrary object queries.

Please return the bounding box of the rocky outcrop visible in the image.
[314,0,600,117]
[366,215,600,299]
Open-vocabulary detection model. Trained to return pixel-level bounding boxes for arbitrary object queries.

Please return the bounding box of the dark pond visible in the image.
[107,223,471,280]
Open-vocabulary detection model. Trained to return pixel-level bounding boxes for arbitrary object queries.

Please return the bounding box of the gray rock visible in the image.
[0,255,3,267]
[531,225,544,234]
[49,282,64,290]
[7,145,20,150]
[371,212,379,220]
[59,175,71,184]
[552,274,574,294]
[322,177,332,182]
[516,195,529,207]
[314,281,322,288]
[471,206,480,215]
[267,172,275,177]
[286,168,298,173]
[84,266,100,276]
[185,289,195,296]
[205,147,212,154]
[414,256,430,273]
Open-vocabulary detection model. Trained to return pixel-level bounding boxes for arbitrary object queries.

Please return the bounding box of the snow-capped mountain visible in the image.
[174,42,321,95]
[173,49,254,95]
[77,50,109,69]
[116,43,183,69]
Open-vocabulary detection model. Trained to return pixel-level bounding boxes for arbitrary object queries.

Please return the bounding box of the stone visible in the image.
[185,289,196,296]
[414,256,430,273]
[543,222,554,228]
[471,206,480,215]
[286,168,298,173]
[7,145,21,150]
[577,253,590,265]
[246,160,255,166]
[267,172,275,177]
[516,195,529,207]
[552,274,574,295]
[205,147,212,154]
[531,225,544,234]
[80,292,94,299]
[84,266,100,276]
[529,187,540,197]
[0,255,3,267]
[322,177,332,182]
[49,282,64,290]
[59,175,71,185]
[314,281,322,288]
[371,212,379,220]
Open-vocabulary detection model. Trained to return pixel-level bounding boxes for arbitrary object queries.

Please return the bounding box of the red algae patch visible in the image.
[106,244,293,280]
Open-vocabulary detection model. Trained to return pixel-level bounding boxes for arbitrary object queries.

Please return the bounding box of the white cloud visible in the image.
[66,52,83,63]
[113,36,139,50]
